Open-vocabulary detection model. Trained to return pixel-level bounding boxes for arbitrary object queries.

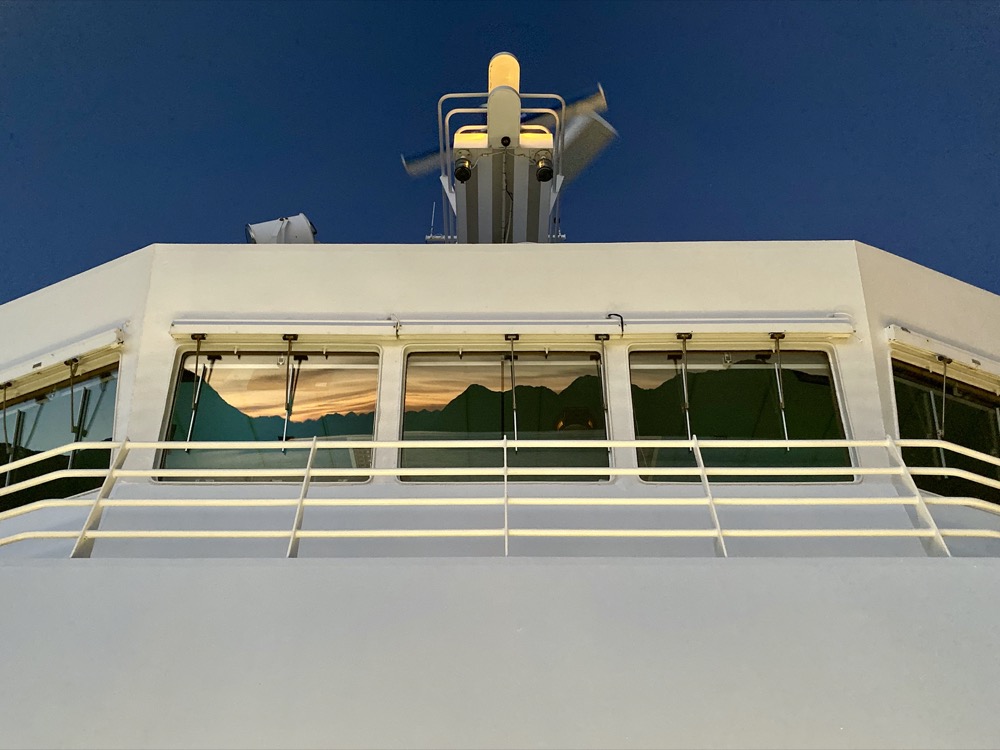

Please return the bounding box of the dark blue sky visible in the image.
[1,0,997,303]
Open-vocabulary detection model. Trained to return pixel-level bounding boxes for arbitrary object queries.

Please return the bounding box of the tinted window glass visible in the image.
[162,351,378,481]
[402,351,608,481]
[1,366,118,511]
[630,350,849,481]
[894,361,1000,504]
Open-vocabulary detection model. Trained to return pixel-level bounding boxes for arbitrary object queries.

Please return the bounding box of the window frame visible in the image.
[397,342,613,484]
[625,341,855,484]
[0,354,121,511]
[889,352,1000,502]
[157,342,383,484]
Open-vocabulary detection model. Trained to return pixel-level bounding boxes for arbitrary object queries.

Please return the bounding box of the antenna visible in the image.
[425,201,449,243]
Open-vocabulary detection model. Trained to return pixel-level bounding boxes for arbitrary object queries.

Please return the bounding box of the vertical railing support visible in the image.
[286,436,318,559]
[692,435,728,558]
[70,440,130,559]
[886,436,951,558]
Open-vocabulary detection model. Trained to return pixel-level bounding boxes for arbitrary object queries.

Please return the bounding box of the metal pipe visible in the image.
[65,358,79,433]
[4,411,23,487]
[770,333,790,446]
[66,388,90,470]
[184,355,219,449]
[937,355,952,439]
[506,335,520,448]
[677,333,693,443]
[281,334,301,450]
[1,382,10,458]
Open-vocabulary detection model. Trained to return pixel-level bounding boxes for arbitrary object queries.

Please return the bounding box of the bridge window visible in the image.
[893,360,1000,504]
[1,364,118,512]
[161,351,378,481]
[629,349,849,481]
[401,350,608,481]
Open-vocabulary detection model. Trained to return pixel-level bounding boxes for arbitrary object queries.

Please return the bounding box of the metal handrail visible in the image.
[0,436,997,557]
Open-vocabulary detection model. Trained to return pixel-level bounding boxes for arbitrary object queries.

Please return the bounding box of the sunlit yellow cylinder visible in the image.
[488,52,520,93]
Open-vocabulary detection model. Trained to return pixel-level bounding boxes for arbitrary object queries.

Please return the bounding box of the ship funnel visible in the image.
[245,213,317,244]
[403,52,617,244]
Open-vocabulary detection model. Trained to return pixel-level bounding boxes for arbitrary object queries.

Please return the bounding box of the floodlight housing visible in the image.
[245,213,317,244]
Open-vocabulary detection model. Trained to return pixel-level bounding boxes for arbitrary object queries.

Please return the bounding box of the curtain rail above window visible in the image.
[888,325,1000,394]
[0,327,124,398]
[170,314,855,340]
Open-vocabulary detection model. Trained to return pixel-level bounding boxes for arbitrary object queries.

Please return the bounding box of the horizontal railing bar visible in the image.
[295,529,505,539]
[6,525,998,547]
[511,497,709,506]
[110,465,891,480]
[0,442,117,475]
[0,498,93,518]
[924,496,1000,515]
[898,439,1000,468]
[711,497,918,506]
[512,528,718,538]
[511,528,935,539]
[73,438,894,452]
[909,467,1000,490]
[87,530,289,539]
[0,469,109,498]
[721,528,934,538]
[100,499,300,508]
[306,498,503,507]
[0,530,80,548]
[0,496,950,513]
[939,529,1000,540]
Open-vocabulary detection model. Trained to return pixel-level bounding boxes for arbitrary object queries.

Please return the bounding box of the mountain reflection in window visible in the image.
[1,367,118,512]
[402,351,608,481]
[162,352,378,481]
[630,350,849,481]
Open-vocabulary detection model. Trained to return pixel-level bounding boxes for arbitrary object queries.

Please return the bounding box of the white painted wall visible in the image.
[2,558,1000,749]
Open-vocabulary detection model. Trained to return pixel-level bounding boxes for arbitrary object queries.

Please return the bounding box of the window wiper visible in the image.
[184,346,221,450]
[66,386,91,470]
[770,333,790,447]
[283,355,308,446]
[281,334,307,451]
[676,333,693,444]
[505,335,519,450]
[3,410,23,488]
[1,381,10,461]
[594,335,611,457]
[65,357,79,434]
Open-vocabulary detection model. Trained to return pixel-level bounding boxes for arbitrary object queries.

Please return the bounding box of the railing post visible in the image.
[503,436,509,557]
[286,436,318,559]
[70,440,129,559]
[692,435,728,558]
[886,436,951,558]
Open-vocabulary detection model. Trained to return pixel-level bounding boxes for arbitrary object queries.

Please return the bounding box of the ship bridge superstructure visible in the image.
[2,239,1000,749]
[1,239,998,560]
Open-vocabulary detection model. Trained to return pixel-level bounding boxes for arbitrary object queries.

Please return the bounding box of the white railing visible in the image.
[0,437,998,558]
